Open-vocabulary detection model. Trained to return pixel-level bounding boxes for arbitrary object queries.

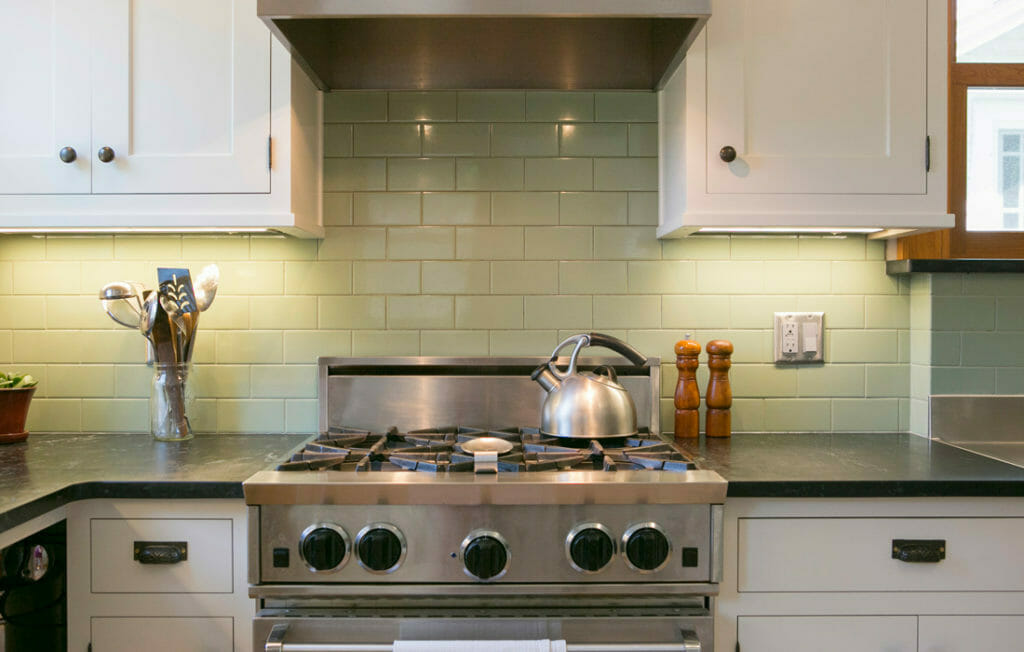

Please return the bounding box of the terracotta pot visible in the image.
[0,386,36,444]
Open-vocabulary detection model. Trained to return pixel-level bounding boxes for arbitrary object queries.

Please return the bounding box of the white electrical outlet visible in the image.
[781,322,799,354]
[774,312,825,364]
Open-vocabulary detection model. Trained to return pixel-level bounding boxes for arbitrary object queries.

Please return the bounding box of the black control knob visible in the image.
[463,535,508,580]
[625,526,670,572]
[300,526,347,572]
[357,526,404,572]
[569,527,615,572]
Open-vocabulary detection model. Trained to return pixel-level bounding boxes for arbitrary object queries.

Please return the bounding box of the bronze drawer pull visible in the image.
[134,541,188,564]
[892,539,945,563]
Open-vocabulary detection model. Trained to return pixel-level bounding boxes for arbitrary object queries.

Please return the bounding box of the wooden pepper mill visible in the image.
[673,339,702,439]
[705,339,733,438]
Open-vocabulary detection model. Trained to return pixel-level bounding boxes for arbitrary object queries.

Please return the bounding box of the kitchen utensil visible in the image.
[139,292,159,341]
[673,339,701,439]
[193,264,219,312]
[530,332,648,439]
[99,281,143,329]
[457,436,514,474]
[457,437,515,455]
[704,339,733,438]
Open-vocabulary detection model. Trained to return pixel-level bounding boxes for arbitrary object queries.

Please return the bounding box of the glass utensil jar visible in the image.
[151,363,194,441]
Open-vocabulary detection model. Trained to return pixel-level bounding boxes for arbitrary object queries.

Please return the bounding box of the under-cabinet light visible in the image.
[0,227,271,234]
[697,227,883,234]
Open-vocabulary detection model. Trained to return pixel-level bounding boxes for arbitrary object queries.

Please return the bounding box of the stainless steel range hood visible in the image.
[257,1,710,91]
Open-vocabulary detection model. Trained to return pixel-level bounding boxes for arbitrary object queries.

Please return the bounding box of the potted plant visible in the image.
[0,373,38,444]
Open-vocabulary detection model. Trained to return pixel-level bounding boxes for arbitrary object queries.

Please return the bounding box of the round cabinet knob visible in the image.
[97,146,115,163]
[59,147,77,163]
[623,523,671,573]
[356,524,406,573]
[719,145,737,163]
[461,531,509,581]
[299,524,349,572]
[567,524,615,573]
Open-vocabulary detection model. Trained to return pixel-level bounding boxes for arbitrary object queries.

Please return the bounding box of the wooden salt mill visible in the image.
[673,340,702,439]
[705,339,733,438]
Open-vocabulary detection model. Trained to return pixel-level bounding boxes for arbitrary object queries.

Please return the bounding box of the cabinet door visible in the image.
[737,616,917,652]
[91,0,270,194]
[92,617,233,651]
[706,0,927,195]
[919,616,1024,651]
[0,0,91,194]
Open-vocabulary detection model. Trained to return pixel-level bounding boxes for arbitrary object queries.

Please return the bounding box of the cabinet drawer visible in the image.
[737,616,917,652]
[90,518,232,593]
[738,517,1024,592]
[92,617,233,652]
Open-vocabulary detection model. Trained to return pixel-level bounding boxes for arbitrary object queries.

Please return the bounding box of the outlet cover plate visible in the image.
[774,312,824,364]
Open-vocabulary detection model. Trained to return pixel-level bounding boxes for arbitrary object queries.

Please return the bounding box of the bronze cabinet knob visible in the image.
[59,147,77,163]
[719,145,737,163]
[97,146,115,163]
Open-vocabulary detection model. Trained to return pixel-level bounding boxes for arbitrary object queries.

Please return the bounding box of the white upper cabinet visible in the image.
[0,0,91,194]
[91,0,271,194]
[0,0,322,237]
[659,0,953,237]
[706,0,926,195]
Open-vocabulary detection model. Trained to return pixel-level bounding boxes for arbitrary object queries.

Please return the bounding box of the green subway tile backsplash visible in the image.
[1,89,967,435]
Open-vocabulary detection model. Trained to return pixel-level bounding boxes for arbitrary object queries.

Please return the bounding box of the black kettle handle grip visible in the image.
[587,333,648,367]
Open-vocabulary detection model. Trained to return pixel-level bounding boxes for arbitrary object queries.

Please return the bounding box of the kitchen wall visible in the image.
[0,90,915,434]
[909,272,1024,435]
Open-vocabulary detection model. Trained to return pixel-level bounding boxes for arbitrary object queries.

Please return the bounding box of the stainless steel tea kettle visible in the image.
[530,332,649,439]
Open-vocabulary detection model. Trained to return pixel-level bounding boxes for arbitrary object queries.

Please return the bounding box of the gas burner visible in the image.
[277,426,697,474]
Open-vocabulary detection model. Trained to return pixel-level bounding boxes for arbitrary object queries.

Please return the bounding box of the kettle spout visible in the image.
[530,364,560,393]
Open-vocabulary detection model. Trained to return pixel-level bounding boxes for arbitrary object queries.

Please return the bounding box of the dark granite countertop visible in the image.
[0,432,309,533]
[887,259,1024,274]
[673,433,1024,497]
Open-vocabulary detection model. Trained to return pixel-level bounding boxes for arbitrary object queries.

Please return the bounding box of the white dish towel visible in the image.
[393,640,567,652]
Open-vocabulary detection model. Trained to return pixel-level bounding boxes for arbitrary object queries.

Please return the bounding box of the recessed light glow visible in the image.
[697,227,883,234]
[0,227,271,234]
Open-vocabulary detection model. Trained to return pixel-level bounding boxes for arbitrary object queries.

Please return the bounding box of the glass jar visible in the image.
[150,363,195,441]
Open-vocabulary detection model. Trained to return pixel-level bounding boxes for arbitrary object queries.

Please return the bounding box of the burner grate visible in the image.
[277,425,696,474]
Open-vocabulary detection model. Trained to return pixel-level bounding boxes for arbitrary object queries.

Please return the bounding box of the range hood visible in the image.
[257,1,710,91]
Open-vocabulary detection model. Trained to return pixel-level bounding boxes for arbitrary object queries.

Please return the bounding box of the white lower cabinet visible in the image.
[918,616,1024,651]
[91,617,234,652]
[67,499,251,652]
[722,498,1024,652]
[737,616,917,652]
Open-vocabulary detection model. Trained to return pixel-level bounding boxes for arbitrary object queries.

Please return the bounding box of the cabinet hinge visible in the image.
[267,136,273,170]
[925,135,931,172]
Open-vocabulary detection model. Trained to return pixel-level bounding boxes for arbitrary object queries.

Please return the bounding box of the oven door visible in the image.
[256,610,711,652]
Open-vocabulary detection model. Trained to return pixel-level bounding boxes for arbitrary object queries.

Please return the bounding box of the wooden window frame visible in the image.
[898,0,1024,258]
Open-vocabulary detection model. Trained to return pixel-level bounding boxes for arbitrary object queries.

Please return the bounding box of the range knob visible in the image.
[356,524,406,573]
[567,523,615,573]
[299,524,349,572]
[623,523,671,573]
[461,530,509,581]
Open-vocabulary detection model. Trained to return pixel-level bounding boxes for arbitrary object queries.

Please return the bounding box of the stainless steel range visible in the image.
[245,355,727,652]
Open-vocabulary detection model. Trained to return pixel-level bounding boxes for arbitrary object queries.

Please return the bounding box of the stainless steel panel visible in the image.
[252,583,718,601]
[258,504,711,584]
[254,612,712,652]
[244,469,728,506]
[930,395,1024,443]
[249,506,261,585]
[256,1,711,91]
[318,356,660,436]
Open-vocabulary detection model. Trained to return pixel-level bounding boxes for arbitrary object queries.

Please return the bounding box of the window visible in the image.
[899,0,1024,258]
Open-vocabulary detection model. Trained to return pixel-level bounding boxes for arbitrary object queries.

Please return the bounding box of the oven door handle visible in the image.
[266,624,701,652]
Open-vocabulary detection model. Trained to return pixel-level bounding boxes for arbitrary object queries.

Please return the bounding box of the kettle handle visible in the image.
[587,332,649,366]
[547,334,590,381]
